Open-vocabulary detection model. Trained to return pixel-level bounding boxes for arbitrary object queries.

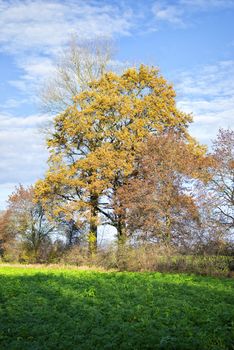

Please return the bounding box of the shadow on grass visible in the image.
[0,270,233,350]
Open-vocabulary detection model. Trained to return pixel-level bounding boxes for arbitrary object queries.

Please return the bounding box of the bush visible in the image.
[60,243,233,277]
[115,245,233,276]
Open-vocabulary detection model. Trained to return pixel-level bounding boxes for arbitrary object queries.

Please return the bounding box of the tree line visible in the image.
[0,40,233,266]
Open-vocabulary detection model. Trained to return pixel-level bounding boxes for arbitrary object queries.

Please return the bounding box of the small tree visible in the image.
[194,128,234,252]
[210,128,234,229]
[0,209,15,258]
[7,185,54,262]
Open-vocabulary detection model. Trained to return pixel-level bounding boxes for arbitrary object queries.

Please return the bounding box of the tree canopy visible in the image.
[35,65,206,252]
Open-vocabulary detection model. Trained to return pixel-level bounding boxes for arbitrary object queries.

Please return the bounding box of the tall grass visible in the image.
[61,244,234,277]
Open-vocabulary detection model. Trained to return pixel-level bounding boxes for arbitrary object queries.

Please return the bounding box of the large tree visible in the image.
[36,65,203,252]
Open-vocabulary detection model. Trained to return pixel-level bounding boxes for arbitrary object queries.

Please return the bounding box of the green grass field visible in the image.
[0,266,233,350]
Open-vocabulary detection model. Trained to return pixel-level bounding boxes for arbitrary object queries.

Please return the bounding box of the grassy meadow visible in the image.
[0,266,233,350]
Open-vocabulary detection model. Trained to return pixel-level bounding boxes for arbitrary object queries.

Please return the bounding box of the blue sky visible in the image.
[0,0,234,209]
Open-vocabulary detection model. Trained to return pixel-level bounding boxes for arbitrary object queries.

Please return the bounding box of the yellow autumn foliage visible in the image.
[35,65,199,223]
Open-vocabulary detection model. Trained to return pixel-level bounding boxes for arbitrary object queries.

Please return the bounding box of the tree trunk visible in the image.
[116,216,128,270]
[117,219,127,245]
[89,193,98,256]
[165,213,172,246]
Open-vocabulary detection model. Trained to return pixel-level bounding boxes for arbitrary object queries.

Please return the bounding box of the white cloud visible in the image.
[152,0,234,26]
[1,98,28,111]
[152,3,184,25]
[0,0,134,55]
[0,114,50,196]
[180,0,234,9]
[175,60,234,143]
[9,55,56,102]
[0,113,50,128]
[0,1,135,102]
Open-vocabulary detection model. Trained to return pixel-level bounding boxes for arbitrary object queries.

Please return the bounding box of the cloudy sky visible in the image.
[0,0,234,209]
